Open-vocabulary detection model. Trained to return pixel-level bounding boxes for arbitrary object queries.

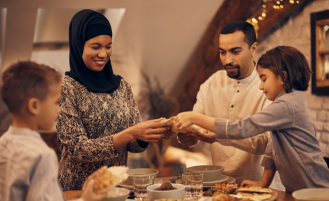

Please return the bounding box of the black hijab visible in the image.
[66,9,122,93]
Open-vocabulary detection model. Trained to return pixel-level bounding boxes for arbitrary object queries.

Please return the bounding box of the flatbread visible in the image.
[212,193,251,201]
[93,166,129,193]
[161,116,208,134]
[154,199,183,201]
[236,187,272,193]
[236,192,272,200]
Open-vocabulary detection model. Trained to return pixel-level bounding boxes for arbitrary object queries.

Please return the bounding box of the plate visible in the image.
[233,190,278,201]
[118,178,163,190]
[199,190,277,201]
[203,174,229,186]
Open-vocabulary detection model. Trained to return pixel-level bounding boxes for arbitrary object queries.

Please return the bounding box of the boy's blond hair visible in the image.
[1,61,62,114]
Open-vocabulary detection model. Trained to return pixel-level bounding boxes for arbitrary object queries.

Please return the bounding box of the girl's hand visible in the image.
[130,119,169,143]
[175,112,194,129]
[240,180,266,188]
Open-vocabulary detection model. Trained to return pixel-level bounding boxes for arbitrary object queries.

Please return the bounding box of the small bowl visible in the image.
[102,187,130,201]
[147,183,185,201]
[125,168,159,186]
[292,188,329,201]
[186,165,224,182]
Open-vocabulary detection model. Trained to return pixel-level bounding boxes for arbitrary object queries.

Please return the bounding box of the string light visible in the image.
[247,0,298,26]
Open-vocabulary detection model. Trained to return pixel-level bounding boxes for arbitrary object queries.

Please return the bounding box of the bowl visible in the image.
[125,168,159,185]
[292,188,329,201]
[147,183,185,201]
[102,187,130,201]
[186,165,224,182]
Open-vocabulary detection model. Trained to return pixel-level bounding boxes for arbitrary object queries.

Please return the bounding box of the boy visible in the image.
[0,61,106,201]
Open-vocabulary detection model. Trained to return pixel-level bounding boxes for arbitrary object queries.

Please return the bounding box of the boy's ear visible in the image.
[27,98,40,115]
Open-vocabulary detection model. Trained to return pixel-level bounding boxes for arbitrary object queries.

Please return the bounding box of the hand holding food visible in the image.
[130,119,169,143]
[81,180,107,201]
[161,116,208,135]
[92,166,129,193]
[240,180,266,188]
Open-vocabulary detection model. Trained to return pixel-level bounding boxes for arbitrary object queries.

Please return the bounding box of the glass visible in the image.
[133,175,154,201]
[182,172,203,197]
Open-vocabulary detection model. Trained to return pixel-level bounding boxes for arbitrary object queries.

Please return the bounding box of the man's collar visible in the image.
[235,62,257,85]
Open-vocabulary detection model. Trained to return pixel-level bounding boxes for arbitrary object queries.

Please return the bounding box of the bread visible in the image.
[236,192,272,200]
[212,193,251,201]
[161,116,208,135]
[235,187,272,200]
[93,166,129,193]
[154,199,183,201]
[236,187,272,193]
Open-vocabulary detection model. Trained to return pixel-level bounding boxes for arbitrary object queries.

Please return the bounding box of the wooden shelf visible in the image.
[318,51,329,55]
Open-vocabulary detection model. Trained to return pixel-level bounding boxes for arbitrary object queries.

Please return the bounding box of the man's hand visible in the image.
[196,131,217,144]
[240,180,266,188]
[177,132,198,147]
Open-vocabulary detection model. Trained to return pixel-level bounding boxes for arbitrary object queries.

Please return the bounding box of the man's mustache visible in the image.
[224,64,239,68]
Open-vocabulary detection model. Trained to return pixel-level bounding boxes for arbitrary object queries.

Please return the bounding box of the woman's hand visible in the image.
[81,179,107,201]
[130,119,169,143]
[240,180,266,188]
[175,112,195,129]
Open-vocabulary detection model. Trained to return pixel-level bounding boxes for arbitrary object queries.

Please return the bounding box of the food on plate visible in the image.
[161,116,208,134]
[156,182,177,190]
[204,182,238,196]
[154,199,183,201]
[93,166,129,193]
[212,193,251,201]
[236,187,272,200]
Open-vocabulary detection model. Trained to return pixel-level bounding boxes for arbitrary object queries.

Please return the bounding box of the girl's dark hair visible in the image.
[257,46,312,93]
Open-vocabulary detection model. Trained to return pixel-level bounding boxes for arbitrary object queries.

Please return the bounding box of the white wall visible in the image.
[0,0,224,96]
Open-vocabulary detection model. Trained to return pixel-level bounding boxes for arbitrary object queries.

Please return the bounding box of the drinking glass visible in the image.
[133,175,155,201]
[182,172,203,197]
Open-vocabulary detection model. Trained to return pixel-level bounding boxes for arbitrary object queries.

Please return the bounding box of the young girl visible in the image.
[176,46,329,193]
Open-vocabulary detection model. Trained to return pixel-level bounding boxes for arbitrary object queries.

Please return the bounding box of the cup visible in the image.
[133,175,155,201]
[181,172,203,197]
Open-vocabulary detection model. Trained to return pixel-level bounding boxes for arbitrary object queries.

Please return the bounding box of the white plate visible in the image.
[203,174,229,186]
[118,178,163,190]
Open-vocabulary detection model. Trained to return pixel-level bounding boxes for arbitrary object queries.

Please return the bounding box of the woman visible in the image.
[56,9,169,191]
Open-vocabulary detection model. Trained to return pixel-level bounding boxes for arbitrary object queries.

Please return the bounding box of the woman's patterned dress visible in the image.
[56,75,147,191]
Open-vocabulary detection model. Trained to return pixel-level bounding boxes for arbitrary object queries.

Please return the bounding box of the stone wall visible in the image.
[254,0,329,157]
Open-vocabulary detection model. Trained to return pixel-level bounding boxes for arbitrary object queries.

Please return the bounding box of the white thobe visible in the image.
[193,68,283,189]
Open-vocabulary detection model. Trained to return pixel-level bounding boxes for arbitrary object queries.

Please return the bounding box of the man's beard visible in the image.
[224,64,241,79]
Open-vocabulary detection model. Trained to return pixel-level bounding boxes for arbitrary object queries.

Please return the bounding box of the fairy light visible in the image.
[248,0,300,32]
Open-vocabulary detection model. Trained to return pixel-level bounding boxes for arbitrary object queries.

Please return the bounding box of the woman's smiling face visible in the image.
[82,35,112,72]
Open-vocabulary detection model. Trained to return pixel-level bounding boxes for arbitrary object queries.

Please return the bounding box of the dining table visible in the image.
[63,176,295,201]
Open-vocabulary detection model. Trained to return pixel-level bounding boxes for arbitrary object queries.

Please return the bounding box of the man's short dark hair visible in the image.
[1,61,62,114]
[257,46,312,93]
[220,21,256,47]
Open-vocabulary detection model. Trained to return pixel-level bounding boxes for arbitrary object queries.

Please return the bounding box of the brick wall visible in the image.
[254,0,329,157]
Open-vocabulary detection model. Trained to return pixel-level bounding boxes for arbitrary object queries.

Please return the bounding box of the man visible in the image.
[178,21,282,189]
